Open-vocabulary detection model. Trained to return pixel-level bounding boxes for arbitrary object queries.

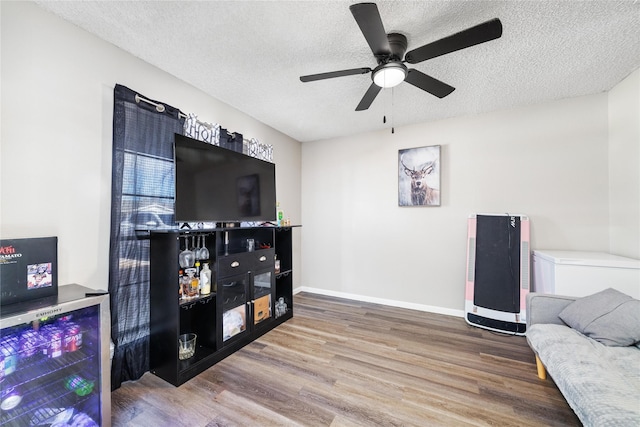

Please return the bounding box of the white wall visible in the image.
[1,1,302,290]
[608,69,640,259]
[301,92,618,314]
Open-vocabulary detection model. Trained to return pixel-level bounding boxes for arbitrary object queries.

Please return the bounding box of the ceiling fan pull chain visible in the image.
[383,86,387,124]
[391,87,395,134]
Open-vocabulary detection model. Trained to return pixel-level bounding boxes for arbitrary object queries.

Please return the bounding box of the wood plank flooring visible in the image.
[111,293,580,426]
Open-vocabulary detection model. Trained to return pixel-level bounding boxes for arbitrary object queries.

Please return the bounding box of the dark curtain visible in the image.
[109,84,184,389]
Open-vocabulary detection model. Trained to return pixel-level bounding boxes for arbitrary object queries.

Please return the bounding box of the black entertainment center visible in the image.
[149,225,297,386]
[148,134,297,386]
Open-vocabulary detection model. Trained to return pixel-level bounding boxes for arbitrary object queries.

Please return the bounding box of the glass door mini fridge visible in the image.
[0,284,110,426]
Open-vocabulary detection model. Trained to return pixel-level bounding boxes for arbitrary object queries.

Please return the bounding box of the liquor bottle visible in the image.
[276,202,284,226]
[200,263,212,295]
[187,270,199,297]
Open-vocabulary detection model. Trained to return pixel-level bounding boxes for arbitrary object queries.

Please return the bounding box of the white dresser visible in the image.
[532,250,640,298]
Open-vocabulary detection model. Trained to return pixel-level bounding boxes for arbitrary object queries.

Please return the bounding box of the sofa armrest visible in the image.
[526,292,577,330]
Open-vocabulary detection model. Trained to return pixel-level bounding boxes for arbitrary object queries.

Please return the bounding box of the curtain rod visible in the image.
[186,114,216,130]
[136,93,256,144]
[134,95,210,131]
[134,94,166,113]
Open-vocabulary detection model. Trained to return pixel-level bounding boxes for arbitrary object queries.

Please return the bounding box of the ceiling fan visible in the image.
[300,2,503,111]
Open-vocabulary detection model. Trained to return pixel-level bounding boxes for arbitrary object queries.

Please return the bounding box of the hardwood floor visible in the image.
[111,293,580,426]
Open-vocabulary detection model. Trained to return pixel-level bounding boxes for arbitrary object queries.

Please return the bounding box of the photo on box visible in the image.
[27,263,53,289]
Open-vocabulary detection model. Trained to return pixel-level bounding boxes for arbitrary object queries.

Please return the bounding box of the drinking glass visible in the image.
[178,237,194,268]
[200,235,210,260]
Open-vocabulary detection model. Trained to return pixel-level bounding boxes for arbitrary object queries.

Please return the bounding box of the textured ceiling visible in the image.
[34,1,640,143]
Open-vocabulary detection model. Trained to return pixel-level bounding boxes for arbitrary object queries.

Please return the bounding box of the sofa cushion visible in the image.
[558,288,640,346]
[527,324,640,426]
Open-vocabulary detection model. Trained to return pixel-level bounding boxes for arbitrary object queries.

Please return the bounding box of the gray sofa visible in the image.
[526,290,640,426]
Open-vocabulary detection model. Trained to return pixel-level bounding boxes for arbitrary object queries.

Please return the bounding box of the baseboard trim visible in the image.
[293,286,464,318]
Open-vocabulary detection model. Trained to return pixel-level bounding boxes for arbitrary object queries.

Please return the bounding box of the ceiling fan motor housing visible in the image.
[382,32,408,63]
[371,33,409,88]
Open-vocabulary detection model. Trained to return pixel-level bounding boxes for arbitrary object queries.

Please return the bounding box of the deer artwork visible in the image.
[400,154,440,206]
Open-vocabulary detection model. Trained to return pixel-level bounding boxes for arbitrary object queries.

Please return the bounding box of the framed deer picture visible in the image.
[398,145,441,206]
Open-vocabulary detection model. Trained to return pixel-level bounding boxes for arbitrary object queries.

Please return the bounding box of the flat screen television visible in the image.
[174,133,276,223]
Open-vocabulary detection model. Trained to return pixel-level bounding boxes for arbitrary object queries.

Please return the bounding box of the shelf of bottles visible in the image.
[178,234,215,307]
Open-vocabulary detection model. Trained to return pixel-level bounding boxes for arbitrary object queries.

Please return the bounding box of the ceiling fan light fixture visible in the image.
[373,62,407,88]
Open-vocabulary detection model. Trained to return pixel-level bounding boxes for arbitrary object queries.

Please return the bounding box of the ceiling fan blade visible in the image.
[405,69,455,98]
[300,67,372,82]
[355,82,382,111]
[349,3,391,56]
[405,18,503,64]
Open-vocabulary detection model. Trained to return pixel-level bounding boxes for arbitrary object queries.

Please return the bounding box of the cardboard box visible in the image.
[253,294,271,324]
[0,237,58,306]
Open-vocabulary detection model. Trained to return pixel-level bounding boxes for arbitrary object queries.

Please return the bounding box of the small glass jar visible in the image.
[275,297,287,318]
